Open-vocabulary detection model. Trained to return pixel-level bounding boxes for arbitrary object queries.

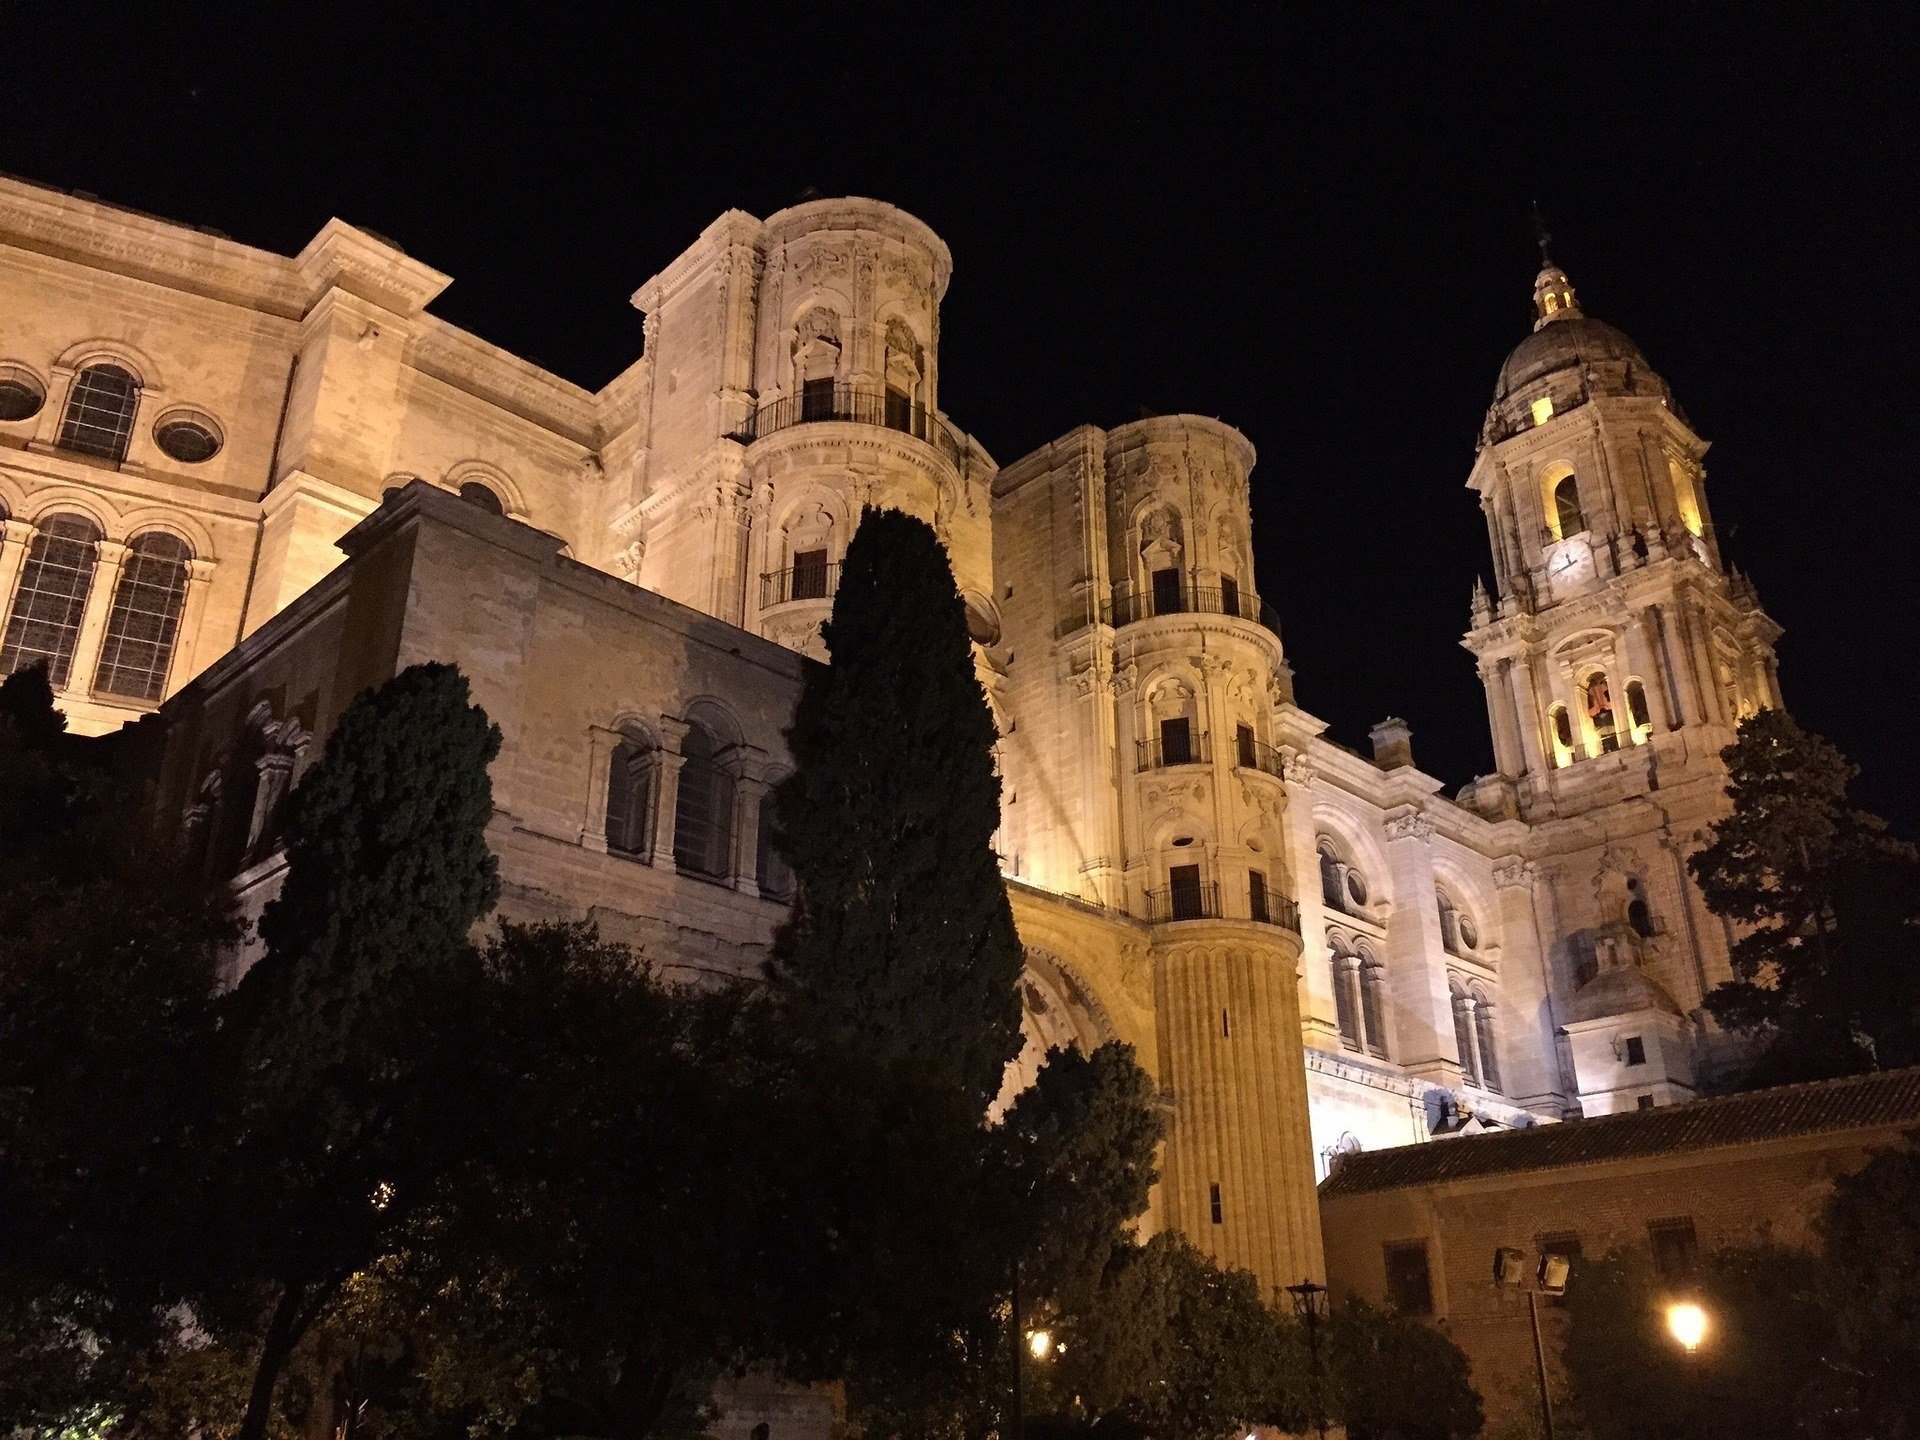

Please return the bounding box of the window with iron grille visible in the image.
[1168,863,1204,921]
[801,377,835,422]
[604,731,655,858]
[0,514,102,689]
[1219,574,1240,617]
[1384,1240,1434,1316]
[57,365,140,463]
[1151,566,1184,614]
[673,724,735,880]
[1649,1218,1698,1281]
[1159,715,1193,766]
[93,532,192,701]
[1249,869,1270,924]
[1237,722,1258,768]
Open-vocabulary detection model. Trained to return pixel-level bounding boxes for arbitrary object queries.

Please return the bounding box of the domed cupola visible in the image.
[1483,256,1681,444]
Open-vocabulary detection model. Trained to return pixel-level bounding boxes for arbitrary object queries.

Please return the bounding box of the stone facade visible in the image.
[1317,1068,1920,1430]
[1,174,1784,1297]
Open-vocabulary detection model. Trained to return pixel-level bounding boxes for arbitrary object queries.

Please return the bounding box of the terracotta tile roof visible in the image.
[1318,1067,1920,1198]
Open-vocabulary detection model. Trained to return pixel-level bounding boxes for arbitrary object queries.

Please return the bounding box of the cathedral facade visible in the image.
[0,174,1783,1294]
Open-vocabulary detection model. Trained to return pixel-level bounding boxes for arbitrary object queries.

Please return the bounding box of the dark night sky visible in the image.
[7,7,1917,828]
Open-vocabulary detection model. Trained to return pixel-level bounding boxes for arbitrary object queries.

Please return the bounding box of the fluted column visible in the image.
[1154,924,1323,1294]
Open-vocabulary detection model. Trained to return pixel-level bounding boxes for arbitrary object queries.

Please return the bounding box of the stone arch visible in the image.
[53,338,161,389]
[444,461,528,519]
[991,945,1123,1116]
[20,485,117,535]
[681,695,746,751]
[1309,804,1393,908]
[116,505,217,558]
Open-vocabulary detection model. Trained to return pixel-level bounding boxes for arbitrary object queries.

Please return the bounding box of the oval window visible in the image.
[0,375,45,422]
[156,418,221,464]
[1458,915,1480,950]
[1346,870,1370,907]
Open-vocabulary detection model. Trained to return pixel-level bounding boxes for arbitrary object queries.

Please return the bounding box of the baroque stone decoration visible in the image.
[0,175,1784,1296]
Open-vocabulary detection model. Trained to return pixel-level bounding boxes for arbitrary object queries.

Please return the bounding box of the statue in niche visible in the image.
[1585,672,1618,753]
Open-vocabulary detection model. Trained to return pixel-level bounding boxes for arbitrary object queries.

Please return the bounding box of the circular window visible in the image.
[156,417,222,464]
[0,373,45,422]
[1458,914,1480,950]
[1346,871,1370,907]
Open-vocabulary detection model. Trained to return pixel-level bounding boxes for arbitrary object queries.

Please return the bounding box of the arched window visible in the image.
[1552,473,1586,538]
[0,514,102,688]
[673,722,735,880]
[1318,838,1347,913]
[1548,704,1576,766]
[1359,958,1389,1060]
[1585,672,1619,753]
[1626,680,1653,743]
[459,481,505,516]
[93,531,193,701]
[1451,983,1481,1088]
[1436,889,1459,954]
[1626,877,1655,939]
[1330,950,1361,1051]
[604,726,656,858]
[58,364,140,463]
[1472,989,1502,1094]
[757,795,794,902]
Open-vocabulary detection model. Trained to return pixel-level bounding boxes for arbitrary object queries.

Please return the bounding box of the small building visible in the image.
[1318,1068,1920,1426]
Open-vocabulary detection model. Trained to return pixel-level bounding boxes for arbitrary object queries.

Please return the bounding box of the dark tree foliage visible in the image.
[1034,1234,1309,1440]
[1691,709,1920,1083]
[1562,1245,1837,1440]
[216,662,503,1440]
[0,663,235,1433]
[997,1040,1165,1299]
[770,507,1024,1112]
[1326,1300,1484,1440]
[1809,1145,1920,1434]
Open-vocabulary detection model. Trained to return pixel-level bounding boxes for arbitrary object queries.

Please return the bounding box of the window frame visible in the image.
[92,529,194,702]
[57,363,141,464]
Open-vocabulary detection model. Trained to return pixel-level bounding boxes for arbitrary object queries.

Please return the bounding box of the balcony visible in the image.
[1141,884,1302,932]
[1137,732,1211,772]
[760,559,841,608]
[727,384,967,467]
[1104,580,1284,640]
[1231,736,1287,779]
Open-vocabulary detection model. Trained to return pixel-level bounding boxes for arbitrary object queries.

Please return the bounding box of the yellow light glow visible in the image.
[1530,396,1555,426]
[1027,1329,1053,1360]
[1666,1301,1708,1353]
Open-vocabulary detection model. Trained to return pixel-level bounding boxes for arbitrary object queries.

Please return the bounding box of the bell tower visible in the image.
[1462,247,1783,1110]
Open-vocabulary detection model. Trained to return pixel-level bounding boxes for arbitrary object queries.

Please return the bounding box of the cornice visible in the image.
[407,318,599,448]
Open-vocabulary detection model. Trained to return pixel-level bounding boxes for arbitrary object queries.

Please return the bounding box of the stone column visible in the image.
[1510,654,1551,776]
[580,725,625,853]
[1636,606,1682,730]
[1280,752,1341,1050]
[647,717,692,872]
[1381,809,1460,1086]
[0,517,35,622]
[1154,925,1324,1294]
[730,756,774,896]
[70,539,128,696]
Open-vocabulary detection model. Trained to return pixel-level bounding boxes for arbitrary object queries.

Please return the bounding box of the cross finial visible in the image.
[1531,200,1554,269]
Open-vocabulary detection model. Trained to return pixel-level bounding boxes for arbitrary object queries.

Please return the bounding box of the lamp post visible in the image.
[1285,1279,1330,1440]
[1493,1247,1569,1440]
[1666,1301,1708,1356]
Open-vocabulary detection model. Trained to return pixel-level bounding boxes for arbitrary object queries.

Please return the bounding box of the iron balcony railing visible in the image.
[1137,732,1211,772]
[1104,581,1285,640]
[1142,885,1303,931]
[1145,882,1221,924]
[727,384,967,467]
[761,560,841,608]
[1232,736,1286,779]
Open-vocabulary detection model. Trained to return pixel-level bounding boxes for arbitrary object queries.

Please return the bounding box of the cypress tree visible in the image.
[225,661,502,1440]
[771,507,1024,1112]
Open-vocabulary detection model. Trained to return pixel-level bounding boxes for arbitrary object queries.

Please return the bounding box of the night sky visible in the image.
[8,8,1916,828]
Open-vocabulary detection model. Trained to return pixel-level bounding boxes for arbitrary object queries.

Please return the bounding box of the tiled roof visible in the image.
[1318,1067,1920,1198]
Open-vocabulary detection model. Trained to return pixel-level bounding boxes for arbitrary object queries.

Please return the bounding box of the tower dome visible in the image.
[1484,258,1679,441]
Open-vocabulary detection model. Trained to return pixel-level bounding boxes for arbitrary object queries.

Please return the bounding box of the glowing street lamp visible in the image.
[1666,1301,1709,1354]
[1026,1328,1054,1361]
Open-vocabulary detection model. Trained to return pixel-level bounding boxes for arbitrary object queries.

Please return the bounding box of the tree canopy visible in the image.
[1691,708,1920,1083]
[769,507,1025,1112]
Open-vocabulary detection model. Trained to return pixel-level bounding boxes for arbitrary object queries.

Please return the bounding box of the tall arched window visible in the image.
[1359,957,1390,1060]
[93,531,193,701]
[673,722,735,880]
[604,725,656,858]
[1451,983,1481,1088]
[58,364,140,463]
[0,514,102,688]
[1318,839,1346,912]
[1552,473,1586,538]
[1330,950,1361,1051]
[1472,989,1502,1094]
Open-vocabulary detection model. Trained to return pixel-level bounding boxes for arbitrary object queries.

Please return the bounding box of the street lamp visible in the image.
[1666,1301,1708,1355]
[1026,1328,1054,1361]
[1493,1247,1567,1440]
[1284,1279,1330,1440]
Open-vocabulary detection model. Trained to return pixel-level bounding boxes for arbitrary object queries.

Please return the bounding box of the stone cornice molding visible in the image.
[295,219,450,317]
[631,209,764,314]
[408,318,598,446]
